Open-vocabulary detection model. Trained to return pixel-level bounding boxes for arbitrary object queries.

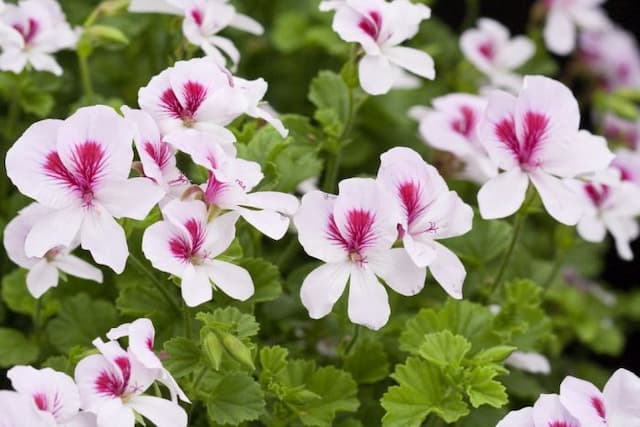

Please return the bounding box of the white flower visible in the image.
[611,148,640,186]
[497,394,580,427]
[5,106,164,273]
[0,390,52,427]
[3,202,103,298]
[376,147,473,299]
[543,0,610,56]
[74,339,187,427]
[6,366,96,427]
[477,75,614,225]
[294,178,425,330]
[142,199,254,307]
[504,351,551,375]
[0,0,77,75]
[410,93,497,184]
[460,18,535,92]
[324,0,435,95]
[560,368,640,426]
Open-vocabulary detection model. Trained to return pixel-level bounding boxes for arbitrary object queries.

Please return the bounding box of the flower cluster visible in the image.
[497,368,640,427]
[295,147,473,330]
[0,318,187,427]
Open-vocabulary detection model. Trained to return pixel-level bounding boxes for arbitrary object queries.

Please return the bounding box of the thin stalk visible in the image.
[488,211,526,297]
[128,253,181,313]
[542,252,566,294]
[78,54,94,99]
[343,325,361,356]
[183,301,193,339]
[276,236,301,272]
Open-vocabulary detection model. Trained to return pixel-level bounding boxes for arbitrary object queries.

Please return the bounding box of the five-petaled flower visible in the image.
[477,75,614,225]
[376,147,473,299]
[460,18,535,92]
[5,105,164,273]
[542,0,610,55]
[0,0,77,75]
[142,199,254,307]
[3,202,103,298]
[497,394,581,427]
[410,93,497,184]
[323,0,435,95]
[295,178,425,330]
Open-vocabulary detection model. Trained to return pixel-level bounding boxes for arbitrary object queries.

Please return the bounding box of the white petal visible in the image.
[0,391,48,427]
[359,54,394,95]
[203,212,239,258]
[559,377,607,426]
[80,206,129,273]
[129,0,182,14]
[74,354,117,412]
[606,217,639,261]
[497,36,535,69]
[3,203,50,268]
[571,6,610,31]
[142,221,188,277]
[26,260,59,298]
[529,170,583,225]
[541,130,614,178]
[129,395,187,427]
[603,369,640,426]
[577,214,607,242]
[544,11,576,55]
[496,407,534,427]
[534,394,581,427]
[368,248,426,296]
[477,89,520,170]
[477,168,529,219]
[504,351,551,374]
[129,318,162,370]
[300,262,351,319]
[28,53,63,76]
[402,233,437,268]
[428,242,466,299]
[347,265,390,330]
[121,106,168,183]
[384,46,435,80]
[24,206,84,258]
[181,265,212,307]
[54,254,103,283]
[243,192,300,216]
[96,399,136,427]
[230,13,264,35]
[236,206,291,240]
[205,260,254,301]
[99,178,164,220]
[332,5,381,54]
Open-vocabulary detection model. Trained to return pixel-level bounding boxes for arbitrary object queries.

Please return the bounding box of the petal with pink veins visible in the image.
[534,394,581,427]
[602,369,640,426]
[129,318,162,370]
[560,376,607,427]
[142,221,189,277]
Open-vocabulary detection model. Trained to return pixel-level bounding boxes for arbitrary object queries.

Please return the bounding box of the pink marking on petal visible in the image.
[548,422,576,427]
[203,171,229,206]
[358,10,382,40]
[495,111,549,168]
[398,181,426,226]
[327,209,376,261]
[169,218,207,262]
[591,396,606,419]
[478,40,495,61]
[160,81,207,125]
[191,8,204,26]
[95,360,128,398]
[12,18,39,44]
[451,106,477,138]
[33,393,48,411]
[143,141,171,170]
[146,336,154,351]
[584,183,610,207]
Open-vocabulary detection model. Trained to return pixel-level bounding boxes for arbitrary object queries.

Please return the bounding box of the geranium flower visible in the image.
[543,0,610,55]
[294,178,425,330]
[568,174,640,260]
[410,93,497,184]
[5,106,164,273]
[324,0,435,95]
[497,394,580,427]
[3,202,103,298]
[611,148,640,186]
[376,147,473,299]
[504,351,551,375]
[560,368,640,426]
[0,0,77,75]
[460,18,535,91]
[142,199,254,307]
[7,366,95,427]
[121,106,190,206]
[74,339,187,427]
[476,76,614,225]
[106,318,189,403]
[603,114,640,149]
[0,390,53,427]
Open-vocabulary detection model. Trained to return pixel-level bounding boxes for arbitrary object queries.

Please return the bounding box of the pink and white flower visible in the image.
[5,106,164,273]
[460,18,535,91]
[74,339,187,427]
[543,0,610,56]
[504,351,551,375]
[106,318,189,403]
[142,199,254,307]
[560,368,640,426]
[603,114,640,149]
[0,0,77,75]
[325,0,435,95]
[0,390,51,427]
[476,76,614,225]
[294,178,426,330]
[410,93,497,184]
[376,147,473,299]
[569,174,640,260]
[3,202,103,298]
[611,148,640,186]
[7,366,95,427]
[121,106,190,205]
[497,394,581,427]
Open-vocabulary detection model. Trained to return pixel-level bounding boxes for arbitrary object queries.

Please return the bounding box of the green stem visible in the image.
[128,253,181,313]
[78,54,94,99]
[183,302,193,339]
[542,252,565,294]
[462,0,480,30]
[343,325,360,355]
[276,236,301,272]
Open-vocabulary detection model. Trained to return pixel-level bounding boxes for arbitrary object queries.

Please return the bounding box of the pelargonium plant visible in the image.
[1,0,640,426]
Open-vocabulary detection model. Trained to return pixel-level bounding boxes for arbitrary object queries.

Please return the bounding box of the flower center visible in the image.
[451,105,477,139]
[160,81,208,126]
[495,111,549,169]
[169,218,208,264]
[327,209,376,262]
[358,10,382,41]
[12,18,39,45]
[478,40,496,61]
[584,183,610,207]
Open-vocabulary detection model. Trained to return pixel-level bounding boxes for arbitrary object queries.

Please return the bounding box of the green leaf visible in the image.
[445,216,513,266]
[343,336,390,384]
[196,306,259,339]
[259,345,289,382]
[163,336,202,379]
[46,293,117,353]
[19,88,54,117]
[382,357,469,426]
[308,70,350,136]
[238,258,282,303]
[1,269,58,318]
[202,371,266,425]
[471,346,517,365]
[0,328,39,367]
[299,366,360,426]
[465,366,508,409]
[418,331,471,367]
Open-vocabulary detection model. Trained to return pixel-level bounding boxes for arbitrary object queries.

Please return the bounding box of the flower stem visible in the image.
[128,253,181,313]
[542,252,566,294]
[78,54,94,99]
[183,301,193,339]
[343,324,361,356]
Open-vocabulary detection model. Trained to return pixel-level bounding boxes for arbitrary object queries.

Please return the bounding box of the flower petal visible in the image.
[129,395,187,427]
[80,205,129,273]
[26,260,59,298]
[544,11,576,55]
[529,170,583,225]
[142,221,187,277]
[534,394,580,427]
[577,214,607,242]
[477,168,529,219]
[559,376,607,426]
[496,407,534,427]
[541,130,614,178]
[368,248,426,296]
[24,206,84,258]
[181,265,212,307]
[236,206,291,240]
[347,265,390,330]
[384,46,435,80]
[54,254,103,284]
[96,399,136,427]
[99,178,164,220]
[427,242,467,299]
[602,369,640,426]
[402,233,437,268]
[358,54,394,95]
[300,262,351,319]
[205,260,254,301]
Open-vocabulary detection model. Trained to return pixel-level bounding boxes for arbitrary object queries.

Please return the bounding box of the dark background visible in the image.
[434,0,640,370]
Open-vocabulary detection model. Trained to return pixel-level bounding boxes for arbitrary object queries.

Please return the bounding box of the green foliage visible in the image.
[0,328,39,367]
[201,371,266,425]
[342,335,390,384]
[1,269,59,319]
